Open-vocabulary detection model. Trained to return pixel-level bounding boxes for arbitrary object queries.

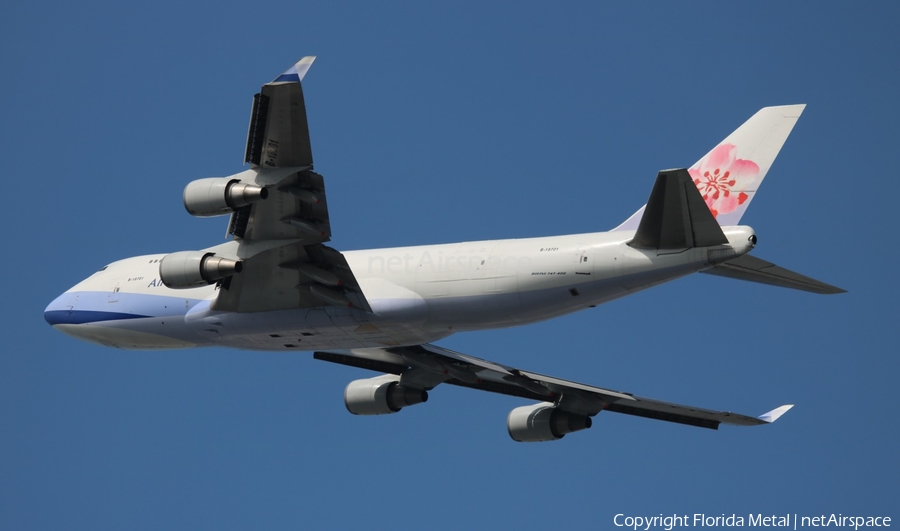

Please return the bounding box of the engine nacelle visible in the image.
[344,374,428,415]
[183,177,268,217]
[159,251,242,289]
[507,402,593,442]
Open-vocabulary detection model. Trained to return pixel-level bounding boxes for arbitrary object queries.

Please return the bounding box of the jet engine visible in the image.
[183,177,268,217]
[159,251,242,289]
[507,402,592,442]
[344,374,428,415]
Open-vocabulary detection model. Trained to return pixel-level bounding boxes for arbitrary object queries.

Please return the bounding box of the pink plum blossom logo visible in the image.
[688,143,759,218]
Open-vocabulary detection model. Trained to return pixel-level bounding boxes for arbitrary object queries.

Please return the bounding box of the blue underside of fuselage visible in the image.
[44,310,151,326]
[43,290,201,327]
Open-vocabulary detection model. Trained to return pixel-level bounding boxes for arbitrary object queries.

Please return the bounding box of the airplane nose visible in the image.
[43,290,114,347]
[44,291,77,326]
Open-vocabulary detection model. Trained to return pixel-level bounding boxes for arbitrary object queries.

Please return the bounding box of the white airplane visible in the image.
[45,57,844,442]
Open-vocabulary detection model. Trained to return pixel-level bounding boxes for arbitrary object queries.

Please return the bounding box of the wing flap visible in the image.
[244,93,270,166]
[701,254,846,294]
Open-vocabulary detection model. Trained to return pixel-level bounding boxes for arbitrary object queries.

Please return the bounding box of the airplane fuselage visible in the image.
[45,226,755,350]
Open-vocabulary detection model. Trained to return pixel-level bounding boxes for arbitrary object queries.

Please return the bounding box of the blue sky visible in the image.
[2,2,898,529]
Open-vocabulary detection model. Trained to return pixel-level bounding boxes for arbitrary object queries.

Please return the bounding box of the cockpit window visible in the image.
[97,265,108,272]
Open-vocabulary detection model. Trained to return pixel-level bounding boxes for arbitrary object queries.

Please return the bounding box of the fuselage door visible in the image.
[575,247,592,275]
[108,279,122,304]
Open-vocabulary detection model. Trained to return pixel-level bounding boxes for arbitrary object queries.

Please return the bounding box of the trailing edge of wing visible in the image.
[701,254,846,294]
[314,344,790,430]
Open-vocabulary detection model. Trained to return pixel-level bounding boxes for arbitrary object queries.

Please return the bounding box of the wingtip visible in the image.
[758,404,794,423]
[812,282,846,295]
[272,56,317,84]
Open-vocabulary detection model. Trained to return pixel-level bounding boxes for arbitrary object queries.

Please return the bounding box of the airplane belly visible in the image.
[53,323,197,349]
[185,300,449,351]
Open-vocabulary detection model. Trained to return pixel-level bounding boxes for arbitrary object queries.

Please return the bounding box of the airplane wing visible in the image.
[211,57,372,313]
[314,344,792,432]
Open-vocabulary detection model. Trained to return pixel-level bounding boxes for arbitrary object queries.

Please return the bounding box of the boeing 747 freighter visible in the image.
[45,57,843,441]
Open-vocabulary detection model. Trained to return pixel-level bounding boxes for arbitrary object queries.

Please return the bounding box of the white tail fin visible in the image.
[614,105,806,230]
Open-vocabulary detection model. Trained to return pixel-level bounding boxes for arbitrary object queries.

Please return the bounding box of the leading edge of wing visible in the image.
[313,344,793,430]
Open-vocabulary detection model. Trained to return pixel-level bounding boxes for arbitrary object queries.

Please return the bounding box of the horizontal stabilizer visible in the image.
[631,169,728,250]
[701,254,846,294]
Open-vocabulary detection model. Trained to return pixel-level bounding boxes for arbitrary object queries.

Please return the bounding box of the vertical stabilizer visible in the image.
[614,105,805,230]
[630,169,728,250]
